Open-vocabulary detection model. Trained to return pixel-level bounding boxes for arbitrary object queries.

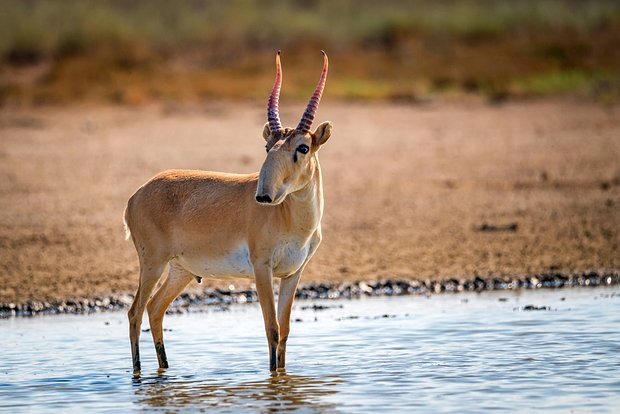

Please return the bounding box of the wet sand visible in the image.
[0,100,618,306]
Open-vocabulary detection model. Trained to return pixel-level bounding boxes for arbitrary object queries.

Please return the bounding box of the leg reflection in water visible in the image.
[133,371,342,411]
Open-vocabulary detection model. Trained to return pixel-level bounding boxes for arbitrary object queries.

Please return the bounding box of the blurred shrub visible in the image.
[2,0,619,59]
[0,0,618,103]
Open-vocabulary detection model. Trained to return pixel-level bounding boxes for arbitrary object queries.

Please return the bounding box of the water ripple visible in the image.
[1,288,619,412]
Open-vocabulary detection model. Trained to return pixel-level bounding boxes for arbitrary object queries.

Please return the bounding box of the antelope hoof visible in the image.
[269,346,277,372]
[277,350,286,370]
[155,342,169,369]
[132,346,141,375]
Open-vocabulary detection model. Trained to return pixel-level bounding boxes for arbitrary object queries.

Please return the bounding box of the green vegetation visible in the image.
[1,0,619,104]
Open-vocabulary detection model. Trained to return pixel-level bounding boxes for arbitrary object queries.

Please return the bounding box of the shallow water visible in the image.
[1,288,620,413]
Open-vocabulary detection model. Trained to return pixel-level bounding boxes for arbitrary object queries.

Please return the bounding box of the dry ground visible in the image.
[0,100,618,304]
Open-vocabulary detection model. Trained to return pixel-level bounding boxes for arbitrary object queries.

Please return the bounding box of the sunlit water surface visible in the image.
[1,288,619,413]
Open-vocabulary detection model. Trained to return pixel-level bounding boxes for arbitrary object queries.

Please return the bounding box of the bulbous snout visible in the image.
[255,194,273,204]
[256,148,290,206]
[256,151,282,205]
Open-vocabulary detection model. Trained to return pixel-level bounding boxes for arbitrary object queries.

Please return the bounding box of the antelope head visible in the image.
[256,51,332,205]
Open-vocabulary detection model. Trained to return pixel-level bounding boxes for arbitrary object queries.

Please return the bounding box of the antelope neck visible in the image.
[282,156,323,235]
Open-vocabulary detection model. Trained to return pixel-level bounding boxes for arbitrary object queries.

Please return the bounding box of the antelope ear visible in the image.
[312,121,332,148]
[262,122,272,141]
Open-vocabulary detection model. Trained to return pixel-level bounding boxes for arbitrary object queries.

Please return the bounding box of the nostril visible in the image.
[256,194,272,203]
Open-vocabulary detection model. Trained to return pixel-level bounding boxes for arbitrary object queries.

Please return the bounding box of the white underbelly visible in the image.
[173,236,317,280]
[175,242,255,279]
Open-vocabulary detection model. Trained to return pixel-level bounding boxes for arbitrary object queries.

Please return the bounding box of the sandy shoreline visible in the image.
[0,100,618,307]
[2,272,618,318]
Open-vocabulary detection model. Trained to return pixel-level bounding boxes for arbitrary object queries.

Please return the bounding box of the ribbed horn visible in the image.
[267,51,283,132]
[296,50,328,133]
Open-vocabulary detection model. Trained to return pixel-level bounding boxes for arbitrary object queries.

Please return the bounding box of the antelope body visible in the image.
[124,51,332,375]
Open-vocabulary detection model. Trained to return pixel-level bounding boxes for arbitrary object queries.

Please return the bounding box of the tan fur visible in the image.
[126,121,332,374]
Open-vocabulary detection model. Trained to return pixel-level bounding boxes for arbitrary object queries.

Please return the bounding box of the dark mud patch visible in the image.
[519,305,551,311]
[300,304,344,311]
[474,222,518,232]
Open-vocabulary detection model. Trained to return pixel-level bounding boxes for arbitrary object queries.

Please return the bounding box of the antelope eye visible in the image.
[296,144,309,154]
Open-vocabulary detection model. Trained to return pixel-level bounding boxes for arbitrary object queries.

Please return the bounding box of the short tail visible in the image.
[123,206,131,241]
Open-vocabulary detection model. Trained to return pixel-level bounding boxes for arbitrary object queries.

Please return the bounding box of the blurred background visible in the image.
[1,0,619,106]
[0,1,618,306]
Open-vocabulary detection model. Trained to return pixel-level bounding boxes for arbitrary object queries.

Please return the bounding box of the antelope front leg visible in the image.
[276,270,302,370]
[254,264,279,372]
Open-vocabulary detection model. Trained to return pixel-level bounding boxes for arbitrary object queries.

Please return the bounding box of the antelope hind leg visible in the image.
[147,263,194,369]
[128,260,166,375]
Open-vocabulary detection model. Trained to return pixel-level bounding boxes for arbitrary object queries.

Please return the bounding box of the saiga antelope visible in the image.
[124,51,332,375]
